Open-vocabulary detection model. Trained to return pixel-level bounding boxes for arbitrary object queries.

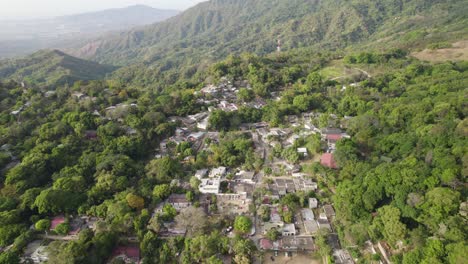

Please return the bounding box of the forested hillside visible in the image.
[70,0,468,86]
[0,50,116,86]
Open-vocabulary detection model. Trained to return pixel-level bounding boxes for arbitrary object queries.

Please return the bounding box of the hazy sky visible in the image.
[0,0,207,20]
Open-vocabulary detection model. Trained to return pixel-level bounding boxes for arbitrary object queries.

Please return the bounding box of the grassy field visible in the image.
[411,40,468,62]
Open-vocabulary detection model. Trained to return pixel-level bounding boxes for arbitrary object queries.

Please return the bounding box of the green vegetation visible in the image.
[234,216,252,234]
[0,0,466,263]
[0,50,116,86]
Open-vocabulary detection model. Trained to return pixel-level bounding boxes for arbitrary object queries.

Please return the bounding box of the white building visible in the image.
[197,116,210,130]
[195,169,208,180]
[282,223,297,236]
[199,177,221,194]
[234,171,256,184]
[309,198,318,209]
[297,148,308,157]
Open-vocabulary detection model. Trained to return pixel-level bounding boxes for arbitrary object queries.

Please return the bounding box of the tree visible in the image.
[186,191,194,202]
[126,193,145,210]
[153,184,172,200]
[418,188,460,231]
[35,219,51,231]
[190,177,201,190]
[371,206,407,247]
[33,189,84,214]
[0,252,20,264]
[175,207,207,236]
[237,88,254,102]
[234,216,252,234]
[316,229,332,260]
[446,242,468,264]
[146,157,180,183]
[266,228,280,241]
[306,72,323,91]
[293,95,311,112]
[162,204,177,221]
[55,223,71,235]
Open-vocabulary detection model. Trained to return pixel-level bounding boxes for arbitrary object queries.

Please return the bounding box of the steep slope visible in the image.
[0,5,179,58]
[0,50,117,86]
[75,0,467,63]
[70,0,467,85]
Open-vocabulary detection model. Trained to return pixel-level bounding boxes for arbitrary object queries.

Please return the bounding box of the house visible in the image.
[71,92,86,100]
[167,194,192,211]
[293,178,317,192]
[304,220,319,235]
[309,198,318,209]
[189,112,209,122]
[216,192,251,215]
[323,205,336,218]
[199,177,221,194]
[270,207,283,223]
[44,91,56,98]
[234,171,256,184]
[282,224,297,236]
[159,141,168,152]
[50,216,66,230]
[110,246,140,264]
[281,236,315,252]
[334,249,355,264]
[297,148,309,158]
[195,169,208,180]
[209,167,227,178]
[30,245,49,263]
[175,128,189,137]
[260,239,275,250]
[197,116,209,131]
[321,153,338,169]
[188,132,205,142]
[317,218,332,231]
[275,178,296,195]
[154,203,165,214]
[301,209,315,221]
[22,241,48,264]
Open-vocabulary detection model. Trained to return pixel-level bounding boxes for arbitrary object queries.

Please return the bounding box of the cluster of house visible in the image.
[196,78,267,111]
[319,128,350,169]
[21,216,100,263]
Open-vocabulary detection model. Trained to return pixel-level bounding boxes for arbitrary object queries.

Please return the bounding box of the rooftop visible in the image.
[321,153,338,169]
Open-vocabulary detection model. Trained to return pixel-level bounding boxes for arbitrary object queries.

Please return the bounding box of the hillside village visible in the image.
[1,49,466,264]
[11,76,367,264]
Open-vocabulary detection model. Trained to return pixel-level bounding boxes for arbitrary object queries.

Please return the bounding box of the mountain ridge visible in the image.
[65,0,468,86]
[0,5,180,59]
[0,49,117,86]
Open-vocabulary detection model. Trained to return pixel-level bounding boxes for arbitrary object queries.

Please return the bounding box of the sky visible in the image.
[0,0,207,20]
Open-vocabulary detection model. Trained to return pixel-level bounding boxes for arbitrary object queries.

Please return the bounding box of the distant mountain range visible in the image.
[0,5,179,58]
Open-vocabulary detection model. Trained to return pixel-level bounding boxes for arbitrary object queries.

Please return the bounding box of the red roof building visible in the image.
[111,246,140,263]
[326,134,343,141]
[260,239,273,250]
[50,216,66,230]
[320,153,338,169]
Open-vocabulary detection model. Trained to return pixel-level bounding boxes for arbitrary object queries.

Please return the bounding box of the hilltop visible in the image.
[0,50,116,86]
